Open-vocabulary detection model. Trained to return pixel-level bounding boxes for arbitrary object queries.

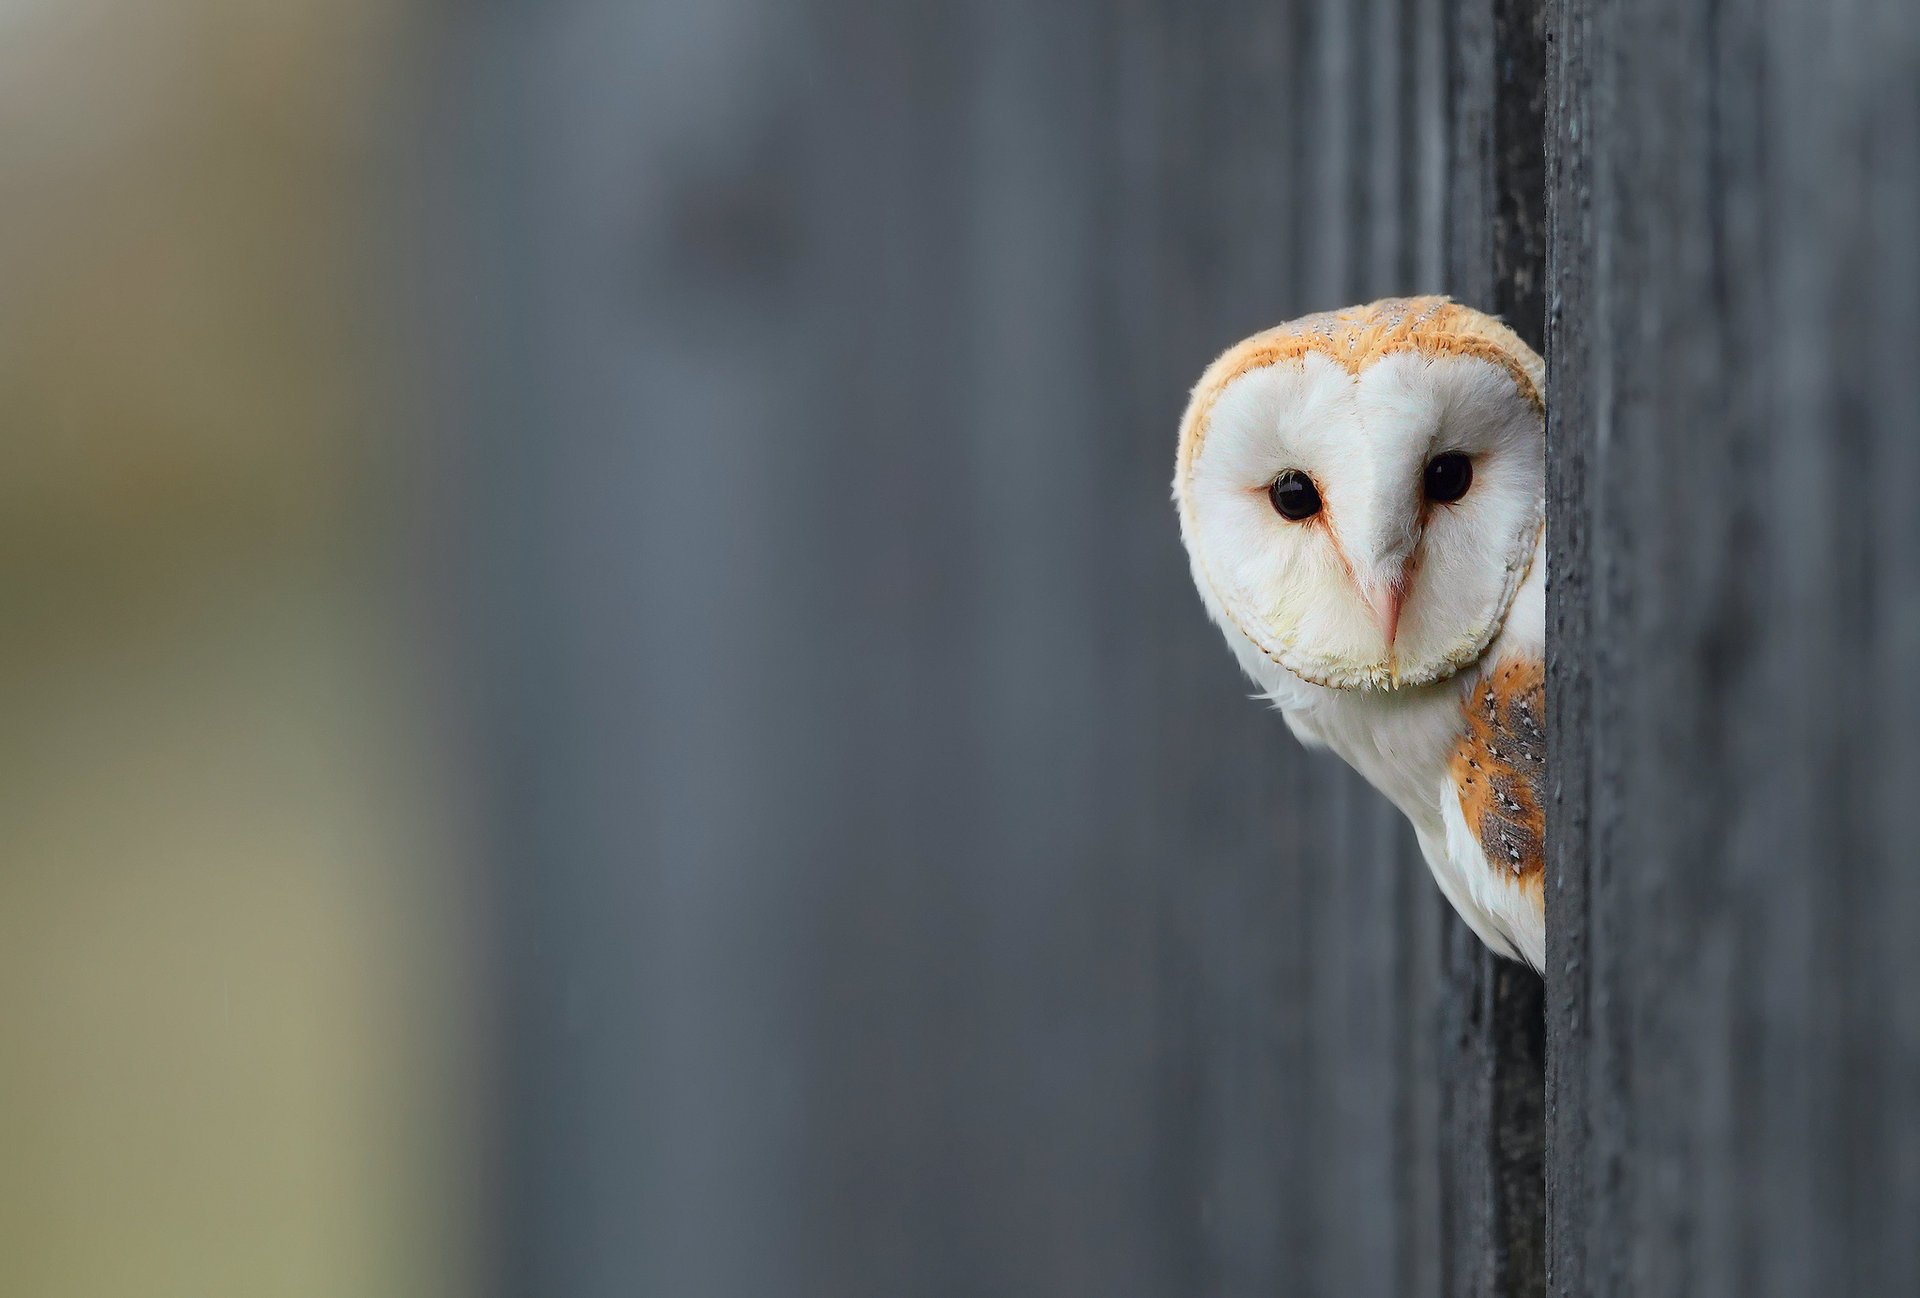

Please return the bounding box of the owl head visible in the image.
[1175,298,1544,694]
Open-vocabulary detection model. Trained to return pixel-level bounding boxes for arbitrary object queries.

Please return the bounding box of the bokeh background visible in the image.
[3,2,1476,1294]
[1,3,480,1296]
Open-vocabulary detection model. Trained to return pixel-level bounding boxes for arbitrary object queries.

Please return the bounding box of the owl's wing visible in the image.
[1438,652,1547,970]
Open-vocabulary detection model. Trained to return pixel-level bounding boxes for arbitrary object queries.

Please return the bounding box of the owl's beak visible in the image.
[1360,554,1414,650]
[1367,584,1405,648]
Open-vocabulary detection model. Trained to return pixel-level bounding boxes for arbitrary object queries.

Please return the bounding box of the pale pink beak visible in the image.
[1362,555,1415,649]
[1367,583,1405,648]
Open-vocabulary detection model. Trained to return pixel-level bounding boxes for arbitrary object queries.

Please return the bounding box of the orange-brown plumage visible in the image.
[1450,655,1546,911]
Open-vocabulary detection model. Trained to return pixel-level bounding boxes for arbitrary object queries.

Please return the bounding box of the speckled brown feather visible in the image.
[1451,655,1546,910]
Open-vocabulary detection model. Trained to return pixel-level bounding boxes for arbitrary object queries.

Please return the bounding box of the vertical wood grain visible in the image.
[1545,0,1920,1292]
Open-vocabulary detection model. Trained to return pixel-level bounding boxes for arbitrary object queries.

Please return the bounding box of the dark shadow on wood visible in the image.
[1445,0,1549,1294]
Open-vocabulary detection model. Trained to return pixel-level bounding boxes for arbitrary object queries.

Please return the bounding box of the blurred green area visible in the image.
[0,3,477,1295]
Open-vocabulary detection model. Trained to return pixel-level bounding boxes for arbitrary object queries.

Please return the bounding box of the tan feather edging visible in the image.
[1176,296,1543,482]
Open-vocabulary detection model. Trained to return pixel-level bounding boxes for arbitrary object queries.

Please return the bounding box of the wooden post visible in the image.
[1545,0,1920,1292]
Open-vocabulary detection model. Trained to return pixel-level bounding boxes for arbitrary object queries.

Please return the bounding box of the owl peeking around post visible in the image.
[1174,297,1546,970]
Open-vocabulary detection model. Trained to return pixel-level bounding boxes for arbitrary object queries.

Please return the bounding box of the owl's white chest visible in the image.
[1281,681,1456,823]
[1279,677,1526,962]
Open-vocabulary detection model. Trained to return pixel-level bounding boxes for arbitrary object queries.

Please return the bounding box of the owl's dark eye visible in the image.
[1424,452,1473,503]
[1268,470,1322,521]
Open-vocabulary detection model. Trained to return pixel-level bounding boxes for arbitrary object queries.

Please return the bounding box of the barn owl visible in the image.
[1174,297,1546,969]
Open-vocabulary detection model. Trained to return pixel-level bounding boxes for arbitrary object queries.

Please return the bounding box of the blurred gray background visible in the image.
[428,2,1483,1296]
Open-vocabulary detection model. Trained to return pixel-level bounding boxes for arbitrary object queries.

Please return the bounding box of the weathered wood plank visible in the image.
[1546,0,1920,1292]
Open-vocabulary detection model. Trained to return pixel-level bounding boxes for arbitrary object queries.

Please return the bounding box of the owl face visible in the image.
[1176,300,1544,692]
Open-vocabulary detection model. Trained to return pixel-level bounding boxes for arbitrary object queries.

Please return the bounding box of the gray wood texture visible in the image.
[1544,1,1920,1294]
[434,2,1549,1294]
[1447,1,1550,1293]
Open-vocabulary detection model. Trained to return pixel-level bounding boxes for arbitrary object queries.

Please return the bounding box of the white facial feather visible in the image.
[1181,350,1541,693]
